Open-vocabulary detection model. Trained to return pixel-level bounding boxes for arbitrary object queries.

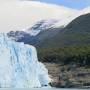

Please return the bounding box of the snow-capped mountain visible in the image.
[26,19,58,36]
[7,19,59,41]
[2,0,90,45]
[6,0,79,41]
[0,0,78,32]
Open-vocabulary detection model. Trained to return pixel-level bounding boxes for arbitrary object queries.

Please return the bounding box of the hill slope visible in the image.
[36,13,90,48]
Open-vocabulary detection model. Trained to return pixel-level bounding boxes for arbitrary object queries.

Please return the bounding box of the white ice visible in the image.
[0,33,50,88]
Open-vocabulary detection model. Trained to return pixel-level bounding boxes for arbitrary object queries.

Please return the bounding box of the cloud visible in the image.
[0,0,77,32]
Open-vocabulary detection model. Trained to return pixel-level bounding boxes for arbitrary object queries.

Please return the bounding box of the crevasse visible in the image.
[0,33,50,88]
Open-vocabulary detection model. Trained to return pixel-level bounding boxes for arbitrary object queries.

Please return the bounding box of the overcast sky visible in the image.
[0,0,89,32]
[36,0,90,9]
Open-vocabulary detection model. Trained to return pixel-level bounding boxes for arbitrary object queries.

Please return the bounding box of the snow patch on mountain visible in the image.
[25,19,58,36]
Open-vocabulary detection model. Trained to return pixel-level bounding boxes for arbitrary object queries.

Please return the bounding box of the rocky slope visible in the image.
[45,63,90,88]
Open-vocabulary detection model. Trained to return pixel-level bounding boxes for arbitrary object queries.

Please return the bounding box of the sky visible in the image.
[1,0,90,9]
[36,0,90,9]
[0,0,79,32]
[0,0,89,32]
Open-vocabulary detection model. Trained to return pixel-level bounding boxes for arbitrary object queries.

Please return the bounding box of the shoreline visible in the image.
[44,63,90,89]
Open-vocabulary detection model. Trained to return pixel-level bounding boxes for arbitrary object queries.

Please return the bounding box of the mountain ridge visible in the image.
[7,12,90,47]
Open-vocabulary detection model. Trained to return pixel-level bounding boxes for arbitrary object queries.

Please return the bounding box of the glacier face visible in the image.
[0,33,50,88]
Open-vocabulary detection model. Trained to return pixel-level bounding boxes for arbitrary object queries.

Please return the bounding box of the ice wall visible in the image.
[0,33,50,88]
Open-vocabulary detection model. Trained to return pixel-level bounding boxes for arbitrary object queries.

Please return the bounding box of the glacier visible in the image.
[0,33,50,88]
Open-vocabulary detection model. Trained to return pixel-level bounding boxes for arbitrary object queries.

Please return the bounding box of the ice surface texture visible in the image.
[0,33,50,88]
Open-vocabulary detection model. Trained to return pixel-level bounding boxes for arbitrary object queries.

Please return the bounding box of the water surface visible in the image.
[0,88,88,90]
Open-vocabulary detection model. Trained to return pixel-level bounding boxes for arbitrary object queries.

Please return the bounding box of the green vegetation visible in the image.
[36,13,90,66]
[66,13,90,33]
[37,45,90,66]
[37,13,90,48]
[36,13,90,88]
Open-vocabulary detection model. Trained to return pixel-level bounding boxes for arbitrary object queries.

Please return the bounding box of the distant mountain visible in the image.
[6,1,90,48]
[7,19,59,43]
[26,19,58,36]
[6,0,79,43]
[8,13,90,47]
